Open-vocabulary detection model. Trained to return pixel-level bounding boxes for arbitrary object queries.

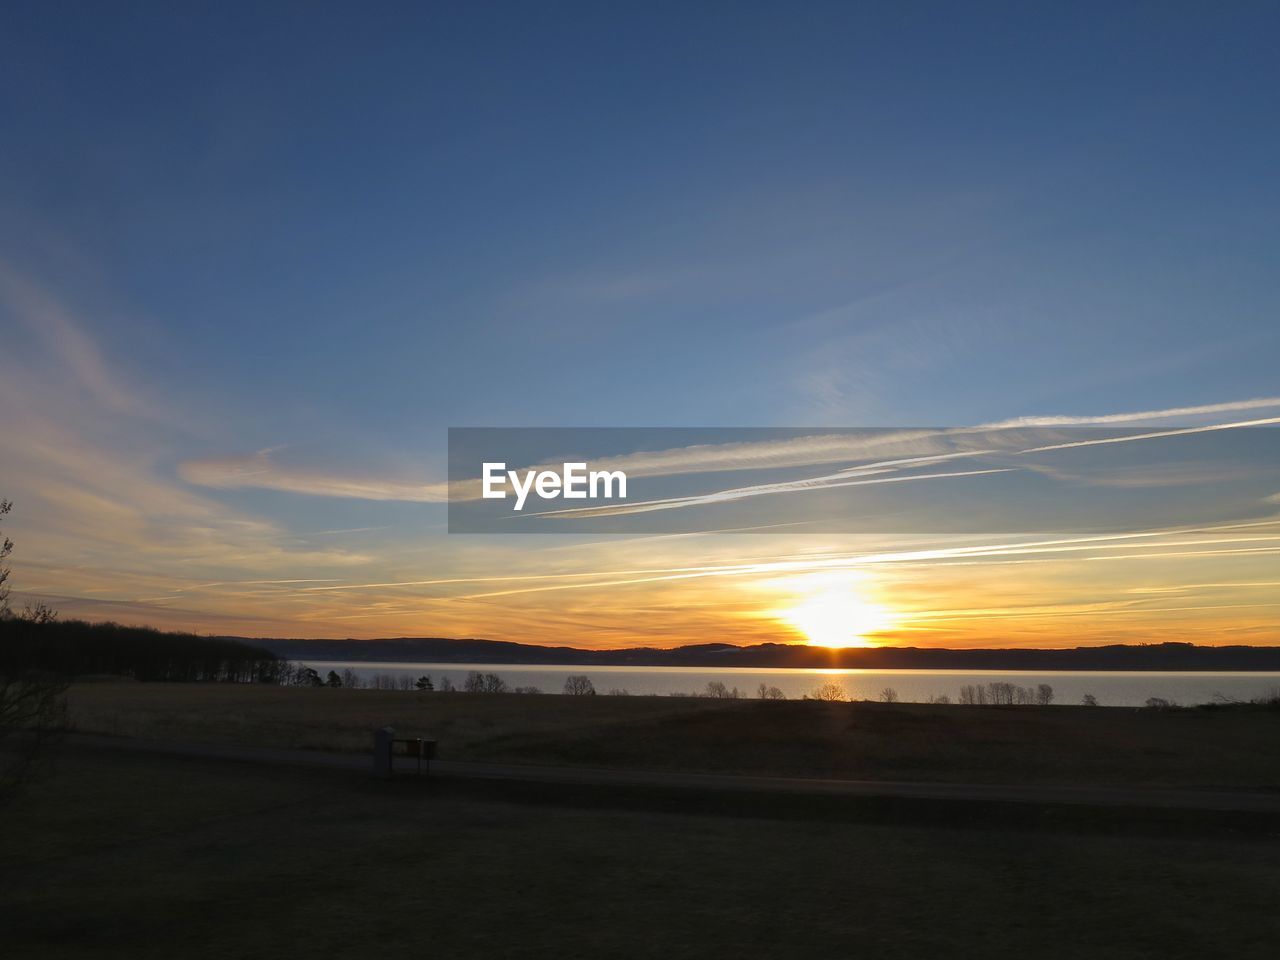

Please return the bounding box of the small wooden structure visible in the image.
[373,726,438,779]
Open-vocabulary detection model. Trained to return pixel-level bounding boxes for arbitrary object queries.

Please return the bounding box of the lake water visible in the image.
[303,661,1280,707]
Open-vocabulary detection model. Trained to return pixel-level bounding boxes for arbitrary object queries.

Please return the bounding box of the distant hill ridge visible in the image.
[241,637,1280,671]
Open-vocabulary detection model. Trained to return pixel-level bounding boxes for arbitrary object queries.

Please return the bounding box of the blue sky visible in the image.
[2,3,1279,642]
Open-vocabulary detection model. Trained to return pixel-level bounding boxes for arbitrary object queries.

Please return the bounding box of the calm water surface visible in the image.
[304,661,1280,707]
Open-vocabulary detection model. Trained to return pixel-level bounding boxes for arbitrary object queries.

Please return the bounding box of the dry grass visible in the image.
[3,747,1280,960]
[66,682,1280,789]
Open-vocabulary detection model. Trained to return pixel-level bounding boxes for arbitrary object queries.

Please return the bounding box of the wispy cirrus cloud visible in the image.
[430,516,1280,600]
[525,413,1280,521]
[986,396,1280,428]
[175,398,1280,508]
[178,430,975,503]
[0,260,161,420]
[0,263,375,628]
[531,467,1014,519]
[585,398,1280,481]
[1023,461,1263,489]
[178,450,451,502]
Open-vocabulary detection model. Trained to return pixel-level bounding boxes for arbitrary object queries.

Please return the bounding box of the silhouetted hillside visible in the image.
[247,636,1280,671]
[8,619,1279,676]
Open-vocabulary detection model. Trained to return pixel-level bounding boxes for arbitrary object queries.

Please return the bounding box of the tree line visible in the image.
[0,617,283,683]
[305,669,601,696]
[805,681,1057,704]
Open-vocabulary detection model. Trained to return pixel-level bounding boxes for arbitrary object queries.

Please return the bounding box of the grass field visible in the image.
[64,682,1280,789]
[3,745,1279,960]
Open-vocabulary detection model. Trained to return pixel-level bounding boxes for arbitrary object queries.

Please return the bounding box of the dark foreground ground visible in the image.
[67,682,1280,788]
[3,745,1279,960]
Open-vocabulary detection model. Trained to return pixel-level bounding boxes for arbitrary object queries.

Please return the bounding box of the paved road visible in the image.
[65,733,1280,813]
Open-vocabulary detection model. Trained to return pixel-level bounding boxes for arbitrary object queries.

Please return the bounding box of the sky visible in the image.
[1,2,1279,648]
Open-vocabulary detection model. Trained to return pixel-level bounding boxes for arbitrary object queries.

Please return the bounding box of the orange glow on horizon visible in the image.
[772,573,899,648]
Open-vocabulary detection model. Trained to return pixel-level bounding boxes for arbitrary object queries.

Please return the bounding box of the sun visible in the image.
[778,580,896,648]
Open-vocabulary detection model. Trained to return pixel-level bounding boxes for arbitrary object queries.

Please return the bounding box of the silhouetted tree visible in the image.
[988,682,1016,705]
[757,683,785,700]
[1036,683,1054,706]
[0,670,67,801]
[326,670,342,687]
[415,675,434,691]
[0,500,68,801]
[811,682,845,701]
[705,680,742,698]
[972,681,1042,706]
[1081,693,1098,706]
[0,499,11,618]
[341,668,361,689]
[465,671,508,693]
[563,675,595,696]
[880,687,899,703]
